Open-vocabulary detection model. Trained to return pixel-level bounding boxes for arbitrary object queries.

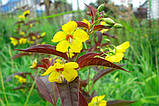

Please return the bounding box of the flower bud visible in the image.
[114,23,123,28]
[102,18,115,25]
[97,4,105,12]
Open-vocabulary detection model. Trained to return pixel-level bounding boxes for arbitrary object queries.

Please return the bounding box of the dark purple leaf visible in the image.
[79,57,129,72]
[56,77,79,106]
[79,92,88,106]
[107,100,135,106]
[76,53,99,64]
[93,64,126,84]
[16,44,68,60]
[76,21,89,29]
[93,25,111,31]
[85,4,97,22]
[36,76,58,104]
[12,52,32,59]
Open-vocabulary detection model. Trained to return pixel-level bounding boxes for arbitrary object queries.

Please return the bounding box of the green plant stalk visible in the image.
[24,79,36,106]
[0,69,9,105]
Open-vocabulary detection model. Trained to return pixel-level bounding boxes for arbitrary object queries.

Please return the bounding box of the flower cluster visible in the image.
[10,10,46,46]
[18,10,30,20]
[105,41,130,62]
[52,21,89,58]
[88,95,107,106]
[42,60,79,83]
[14,75,26,83]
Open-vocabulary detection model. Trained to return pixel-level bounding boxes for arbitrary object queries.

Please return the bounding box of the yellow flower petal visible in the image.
[105,52,124,63]
[89,95,106,106]
[99,100,107,106]
[62,68,78,82]
[48,70,63,83]
[19,38,27,44]
[70,39,83,53]
[101,29,108,33]
[10,37,18,46]
[30,59,37,68]
[73,29,89,42]
[56,40,70,53]
[41,66,55,76]
[41,32,46,37]
[14,75,26,83]
[64,62,79,69]
[101,21,106,25]
[54,62,64,69]
[62,21,77,34]
[52,31,66,42]
[116,41,130,53]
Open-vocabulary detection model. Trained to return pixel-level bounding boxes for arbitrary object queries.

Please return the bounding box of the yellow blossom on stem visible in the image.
[88,95,107,106]
[30,59,37,68]
[14,75,26,83]
[19,38,27,44]
[27,40,34,44]
[51,21,89,57]
[41,61,79,83]
[20,32,25,36]
[41,32,46,37]
[30,24,33,28]
[100,21,108,33]
[10,37,18,46]
[32,36,36,40]
[18,15,25,20]
[116,41,130,53]
[23,10,30,16]
[105,41,130,62]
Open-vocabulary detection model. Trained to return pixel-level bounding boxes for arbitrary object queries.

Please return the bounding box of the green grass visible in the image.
[0,14,159,106]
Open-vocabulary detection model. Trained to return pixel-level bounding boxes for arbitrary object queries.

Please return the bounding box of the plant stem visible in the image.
[24,79,36,106]
[0,69,9,105]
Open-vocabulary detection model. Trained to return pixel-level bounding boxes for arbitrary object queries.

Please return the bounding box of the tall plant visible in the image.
[13,4,135,106]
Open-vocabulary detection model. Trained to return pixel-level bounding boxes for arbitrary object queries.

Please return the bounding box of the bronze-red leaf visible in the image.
[79,92,88,106]
[79,57,129,72]
[77,53,99,64]
[76,21,89,29]
[107,100,135,106]
[16,44,68,60]
[36,76,58,104]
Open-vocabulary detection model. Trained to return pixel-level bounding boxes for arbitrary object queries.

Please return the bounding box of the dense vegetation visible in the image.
[0,12,159,106]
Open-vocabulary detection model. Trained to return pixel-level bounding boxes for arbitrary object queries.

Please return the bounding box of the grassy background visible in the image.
[0,12,159,106]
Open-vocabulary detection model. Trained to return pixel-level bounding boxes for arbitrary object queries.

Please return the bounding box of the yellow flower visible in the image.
[105,41,130,62]
[100,22,108,33]
[32,36,36,40]
[105,52,124,63]
[42,62,79,83]
[30,24,33,28]
[14,75,26,83]
[82,19,91,28]
[23,10,30,16]
[88,95,107,106]
[30,59,37,68]
[10,37,18,46]
[27,40,34,44]
[20,32,25,36]
[19,38,27,44]
[18,15,25,20]
[52,21,89,56]
[41,32,46,37]
[116,41,130,53]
